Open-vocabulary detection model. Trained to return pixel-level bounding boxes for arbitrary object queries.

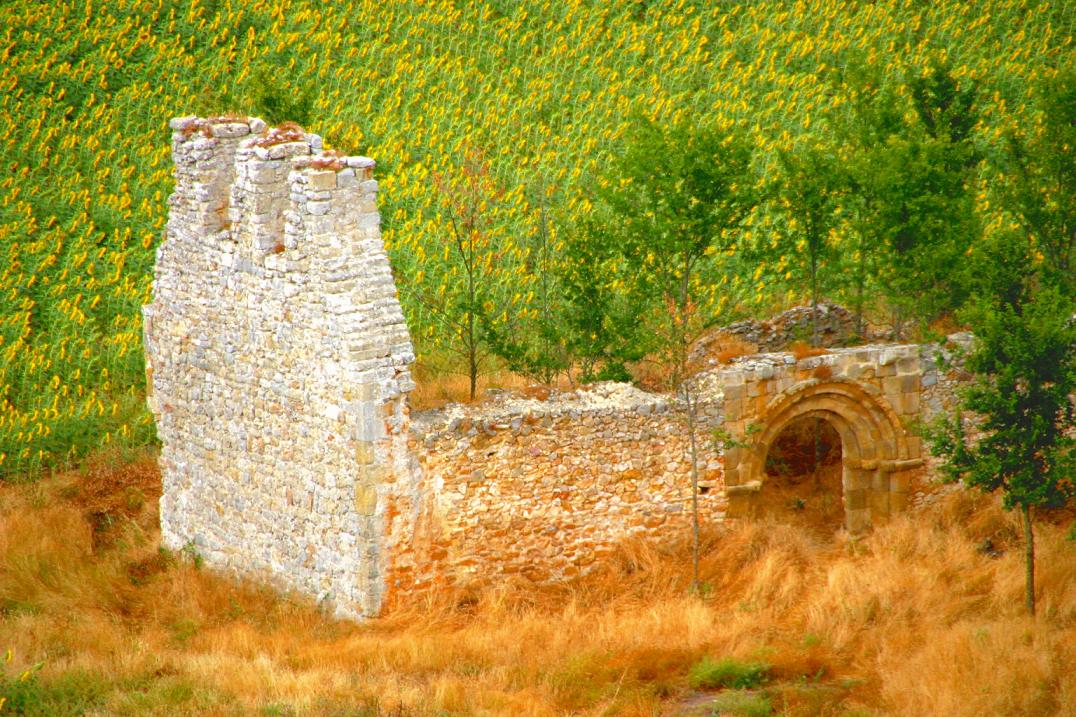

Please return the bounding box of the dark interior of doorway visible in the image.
[760,416,844,533]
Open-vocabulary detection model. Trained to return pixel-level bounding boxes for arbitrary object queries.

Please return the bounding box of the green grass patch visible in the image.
[689,657,771,690]
[707,690,772,717]
[0,666,108,717]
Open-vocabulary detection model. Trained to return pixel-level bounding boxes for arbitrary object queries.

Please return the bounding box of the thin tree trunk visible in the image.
[1022,503,1036,616]
[676,260,702,596]
[685,385,701,595]
[810,250,820,347]
[467,248,478,401]
[469,348,478,402]
[854,261,865,339]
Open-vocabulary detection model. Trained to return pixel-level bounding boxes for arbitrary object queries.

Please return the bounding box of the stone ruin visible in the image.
[144,117,966,619]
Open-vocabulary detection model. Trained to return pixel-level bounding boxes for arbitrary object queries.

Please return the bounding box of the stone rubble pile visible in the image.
[691,302,861,367]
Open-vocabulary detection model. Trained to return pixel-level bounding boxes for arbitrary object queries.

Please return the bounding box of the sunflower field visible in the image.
[0,0,1070,476]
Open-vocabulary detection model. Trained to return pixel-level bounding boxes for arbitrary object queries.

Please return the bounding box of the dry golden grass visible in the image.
[789,341,831,361]
[408,364,575,411]
[1,455,1073,716]
[702,334,760,367]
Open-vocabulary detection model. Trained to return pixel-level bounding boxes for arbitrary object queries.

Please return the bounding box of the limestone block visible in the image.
[212,122,251,139]
[846,508,870,533]
[845,489,867,511]
[869,490,890,520]
[308,171,338,191]
[169,115,199,130]
[354,485,378,515]
[307,200,331,216]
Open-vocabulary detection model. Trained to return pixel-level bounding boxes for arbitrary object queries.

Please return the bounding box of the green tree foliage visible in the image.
[552,212,647,382]
[770,144,845,346]
[930,70,1076,616]
[998,63,1075,297]
[835,60,982,337]
[828,62,906,335]
[586,117,757,379]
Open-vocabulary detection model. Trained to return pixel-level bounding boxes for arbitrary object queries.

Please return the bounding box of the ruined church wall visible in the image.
[144,116,975,619]
[143,116,415,618]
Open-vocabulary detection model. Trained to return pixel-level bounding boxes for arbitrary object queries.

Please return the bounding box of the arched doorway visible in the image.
[723,379,922,532]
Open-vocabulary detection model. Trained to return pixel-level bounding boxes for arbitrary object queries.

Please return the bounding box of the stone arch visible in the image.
[724,379,922,532]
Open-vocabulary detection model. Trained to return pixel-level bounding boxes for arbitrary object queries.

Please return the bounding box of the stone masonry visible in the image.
[144,116,417,618]
[145,116,966,619]
[713,341,967,532]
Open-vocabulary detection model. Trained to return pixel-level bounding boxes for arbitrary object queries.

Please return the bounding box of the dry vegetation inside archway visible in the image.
[759,416,844,533]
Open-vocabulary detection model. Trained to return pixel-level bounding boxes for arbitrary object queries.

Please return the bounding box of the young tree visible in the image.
[835,59,981,338]
[554,211,652,382]
[886,60,980,334]
[930,271,1074,616]
[578,116,757,590]
[410,149,524,400]
[829,61,907,337]
[930,69,1076,616]
[485,176,575,385]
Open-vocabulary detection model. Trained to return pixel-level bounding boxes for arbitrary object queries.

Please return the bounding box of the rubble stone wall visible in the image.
[383,385,726,599]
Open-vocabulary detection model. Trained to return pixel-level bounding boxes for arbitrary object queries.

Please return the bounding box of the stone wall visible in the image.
[143,116,416,619]
[711,302,860,354]
[383,384,725,600]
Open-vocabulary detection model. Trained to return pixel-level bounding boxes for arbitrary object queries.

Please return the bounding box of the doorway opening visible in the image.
[760,416,844,531]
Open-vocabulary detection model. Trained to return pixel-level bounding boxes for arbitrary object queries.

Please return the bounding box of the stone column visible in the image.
[870,468,891,522]
[231,129,307,256]
[843,464,871,533]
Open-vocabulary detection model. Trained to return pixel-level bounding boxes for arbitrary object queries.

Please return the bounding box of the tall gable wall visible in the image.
[143,117,415,618]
